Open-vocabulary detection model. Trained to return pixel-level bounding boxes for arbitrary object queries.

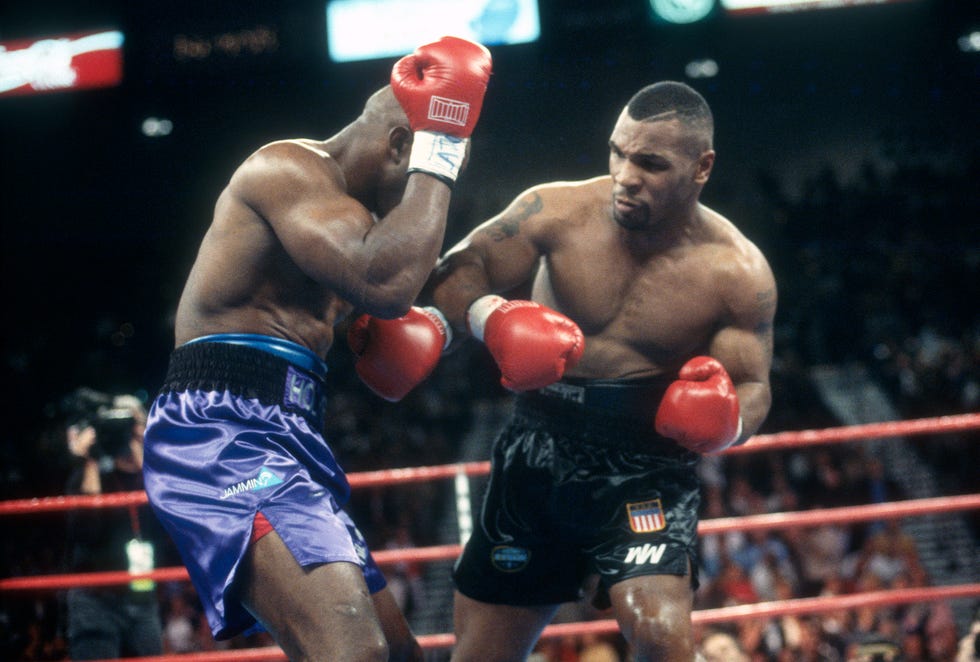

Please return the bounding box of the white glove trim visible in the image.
[466,295,506,343]
[718,416,744,452]
[419,306,453,351]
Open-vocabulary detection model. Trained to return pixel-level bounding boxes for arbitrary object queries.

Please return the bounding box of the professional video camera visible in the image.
[62,387,138,460]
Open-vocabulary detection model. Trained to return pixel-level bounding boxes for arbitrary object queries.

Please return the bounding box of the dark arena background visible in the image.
[1,1,978,660]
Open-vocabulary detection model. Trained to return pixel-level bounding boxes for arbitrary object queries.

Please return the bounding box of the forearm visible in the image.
[356,33,489,316]
[734,381,771,442]
[427,259,493,333]
[427,238,541,332]
[354,175,452,317]
[78,459,102,495]
[706,325,773,444]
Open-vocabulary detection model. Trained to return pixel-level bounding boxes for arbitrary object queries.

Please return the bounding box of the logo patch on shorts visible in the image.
[284,366,319,414]
[220,466,284,500]
[625,543,667,565]
[490,545,530,573]
[345,523,370,564]
[627,499,666,533]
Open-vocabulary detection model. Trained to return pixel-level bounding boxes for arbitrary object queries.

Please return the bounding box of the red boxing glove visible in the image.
[391,36,492,137]
[391,36,492,186]
[467,295,585,392]
[655,356,743,454]
[348,307,450,402]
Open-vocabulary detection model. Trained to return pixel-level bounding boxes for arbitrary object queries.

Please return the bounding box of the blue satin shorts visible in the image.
[143,335,386,640]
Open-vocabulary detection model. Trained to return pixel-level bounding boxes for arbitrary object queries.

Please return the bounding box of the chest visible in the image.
[535,241,726,354]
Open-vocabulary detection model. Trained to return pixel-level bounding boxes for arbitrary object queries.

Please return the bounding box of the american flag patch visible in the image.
[627,499,666,533]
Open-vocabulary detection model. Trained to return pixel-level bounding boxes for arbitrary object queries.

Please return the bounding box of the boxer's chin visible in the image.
[613,204,649,230]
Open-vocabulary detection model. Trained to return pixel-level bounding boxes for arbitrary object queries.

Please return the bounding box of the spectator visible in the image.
[955,604,980,662]
[791,520,852,597]
[161,586,209,654]
[731,526,797,602]
[60,388,172,660]
[381,523,426,618]
[699,629,750,662]
[852,520,920,586]
[844,635,902,662]
[578,633,621,662]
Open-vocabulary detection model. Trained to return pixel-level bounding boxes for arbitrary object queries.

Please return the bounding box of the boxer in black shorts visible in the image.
[454,377,701,607]
[412,81,777,661]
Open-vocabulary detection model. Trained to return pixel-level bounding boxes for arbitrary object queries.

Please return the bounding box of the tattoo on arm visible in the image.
[482,193,543,242]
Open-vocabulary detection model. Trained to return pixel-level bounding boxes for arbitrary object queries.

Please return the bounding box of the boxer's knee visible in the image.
[611,575,695,661]
[348,634,388,662]
[284,609,388,662]
[621,607,693,661]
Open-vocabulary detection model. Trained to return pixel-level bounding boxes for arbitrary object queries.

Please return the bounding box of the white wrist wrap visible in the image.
[466,295,506,343]
[419,306,452,350]
[408,131,468,185]
[721,416,744,451]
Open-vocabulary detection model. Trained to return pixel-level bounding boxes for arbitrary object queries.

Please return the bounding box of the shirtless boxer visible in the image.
[141,37,491,661]
[353,80,776,661]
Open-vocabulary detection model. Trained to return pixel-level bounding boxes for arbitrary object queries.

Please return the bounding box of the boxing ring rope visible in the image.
[1,412,978,658]
[3,493,979,593]
[3,412,977,516]
[36,584,980,661]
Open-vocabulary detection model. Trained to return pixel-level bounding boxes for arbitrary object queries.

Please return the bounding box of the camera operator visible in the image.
[61,388,168,660]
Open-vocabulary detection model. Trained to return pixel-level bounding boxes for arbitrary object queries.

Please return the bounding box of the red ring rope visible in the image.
[85,584,980,660]
[2,494,976,592]
[2,412,977,516]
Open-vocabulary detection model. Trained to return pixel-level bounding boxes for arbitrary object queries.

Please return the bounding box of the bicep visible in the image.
[232,151,374,286]
[430,192,547,323]
[274,195,375,284]
[709,325,771,389]
[442,191,547,290]
[707,258,777,433]
[710,265,777,388]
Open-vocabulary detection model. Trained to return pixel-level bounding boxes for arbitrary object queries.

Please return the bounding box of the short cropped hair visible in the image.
[627,81,713,153]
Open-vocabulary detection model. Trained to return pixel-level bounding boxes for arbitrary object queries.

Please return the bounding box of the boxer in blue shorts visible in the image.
[142,37,492,661]
[144,335,388,639]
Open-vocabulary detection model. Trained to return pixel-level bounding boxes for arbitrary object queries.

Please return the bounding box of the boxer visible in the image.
[142,36,492,661]
[356,81,776,661]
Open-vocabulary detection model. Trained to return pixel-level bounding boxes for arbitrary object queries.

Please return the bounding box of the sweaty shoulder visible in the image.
[700,205,777,319]
[229,139,345,204]
[486,176,611,245]
[702,206,770,272]
[531,175,610,219]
